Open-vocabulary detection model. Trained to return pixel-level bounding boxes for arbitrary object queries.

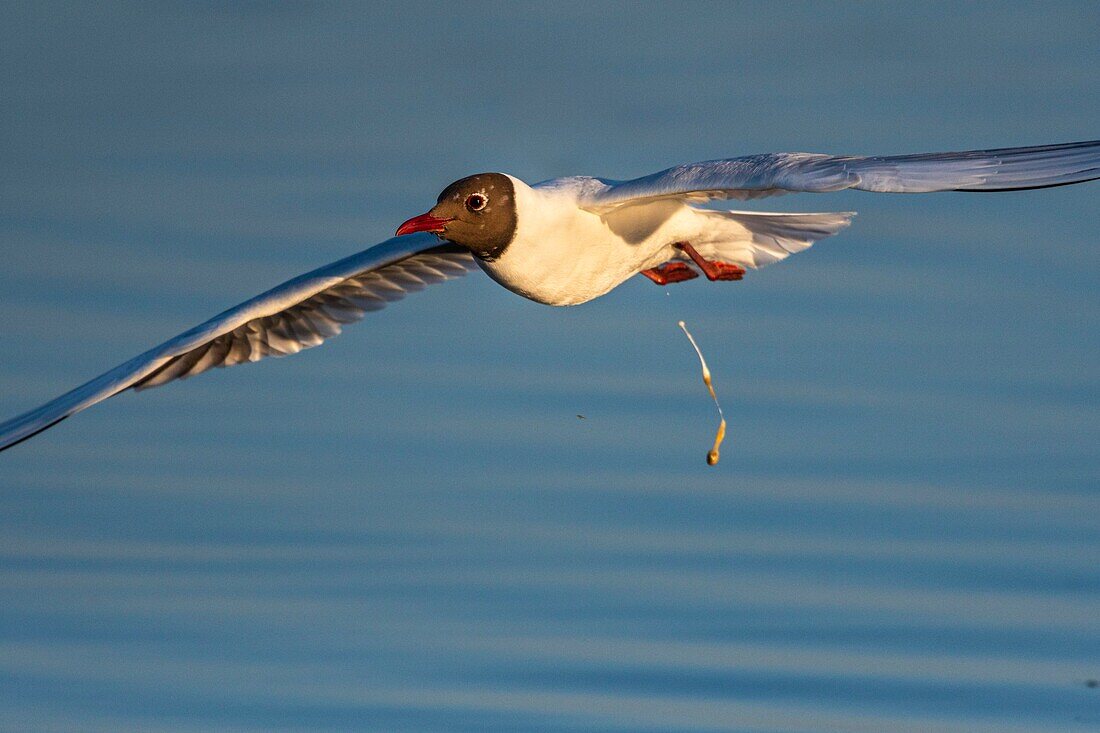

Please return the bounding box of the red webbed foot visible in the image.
[673,242,746,281]
[641,261,699,286]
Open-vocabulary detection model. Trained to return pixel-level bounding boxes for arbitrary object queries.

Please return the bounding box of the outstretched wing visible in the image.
[0,233,476,452]
[569,140,1100,211]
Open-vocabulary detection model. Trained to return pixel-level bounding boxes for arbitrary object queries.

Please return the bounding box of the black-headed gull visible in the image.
[2,140,1098,451]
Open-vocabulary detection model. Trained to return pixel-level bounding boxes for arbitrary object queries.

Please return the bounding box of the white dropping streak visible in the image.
[678,320,727,466]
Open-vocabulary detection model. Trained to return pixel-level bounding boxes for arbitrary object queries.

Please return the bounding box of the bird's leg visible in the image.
[640,262,699,286]
[673,242,746,281]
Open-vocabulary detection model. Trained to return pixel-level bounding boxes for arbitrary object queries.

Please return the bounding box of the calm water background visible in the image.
[1,2,1098,731]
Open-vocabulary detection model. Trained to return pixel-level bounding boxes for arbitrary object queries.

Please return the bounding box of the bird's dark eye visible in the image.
[465,193,487,212]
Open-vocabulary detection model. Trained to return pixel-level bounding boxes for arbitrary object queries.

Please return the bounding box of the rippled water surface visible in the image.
[1,3,1098,731]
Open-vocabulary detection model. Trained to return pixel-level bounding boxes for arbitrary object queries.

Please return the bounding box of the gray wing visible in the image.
[571,140,1100,211]
[0,233,476,452]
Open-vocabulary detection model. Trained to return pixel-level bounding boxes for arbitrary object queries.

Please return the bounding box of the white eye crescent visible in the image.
[465,193,487,212]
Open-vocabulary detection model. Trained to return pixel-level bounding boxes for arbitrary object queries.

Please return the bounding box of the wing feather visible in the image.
[0,234,477,451]
[569,140,1100,211]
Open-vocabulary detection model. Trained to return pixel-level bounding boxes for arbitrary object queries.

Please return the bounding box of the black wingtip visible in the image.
[958,172,1100,193]
[0,415,69,454]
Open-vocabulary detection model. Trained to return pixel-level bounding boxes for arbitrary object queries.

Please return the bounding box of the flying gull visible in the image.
[2,139,1098,451]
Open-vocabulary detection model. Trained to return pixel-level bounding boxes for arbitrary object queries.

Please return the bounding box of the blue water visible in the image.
[1,2,1098,731]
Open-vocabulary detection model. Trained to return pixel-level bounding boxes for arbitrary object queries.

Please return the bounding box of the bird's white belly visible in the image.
[476,233,650,306]
[476,189,686,306]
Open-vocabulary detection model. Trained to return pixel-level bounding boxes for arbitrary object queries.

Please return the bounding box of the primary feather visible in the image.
[563,139,1100,211]
[0,235,475,451]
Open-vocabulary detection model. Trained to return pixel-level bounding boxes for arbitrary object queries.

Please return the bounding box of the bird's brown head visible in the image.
[396,173,517,261]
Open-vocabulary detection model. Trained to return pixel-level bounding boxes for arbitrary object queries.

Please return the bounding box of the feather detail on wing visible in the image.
[0,234,476,451]
[568,140,1100,212]
[133,247,472,389]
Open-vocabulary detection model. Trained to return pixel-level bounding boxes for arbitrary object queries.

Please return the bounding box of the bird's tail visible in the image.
[684,209,855,269]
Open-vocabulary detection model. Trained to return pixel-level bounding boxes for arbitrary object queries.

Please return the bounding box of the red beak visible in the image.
[396,212,452,237]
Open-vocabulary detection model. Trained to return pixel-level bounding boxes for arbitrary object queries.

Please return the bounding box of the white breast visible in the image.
[476,176,693,306]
